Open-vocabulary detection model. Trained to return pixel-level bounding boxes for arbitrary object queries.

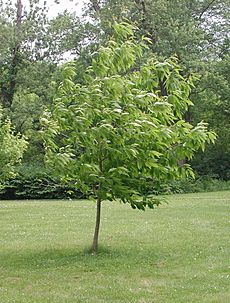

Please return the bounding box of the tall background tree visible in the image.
[0,0,86,198]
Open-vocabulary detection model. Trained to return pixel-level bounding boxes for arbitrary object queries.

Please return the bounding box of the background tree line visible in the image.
[0,0,229,199]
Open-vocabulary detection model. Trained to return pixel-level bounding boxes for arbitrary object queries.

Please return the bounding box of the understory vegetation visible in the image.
[1,173,230,200]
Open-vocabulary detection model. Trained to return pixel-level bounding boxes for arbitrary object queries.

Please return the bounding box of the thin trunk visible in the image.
[159,78,168,97]
[182,106,192,164]
[16,0,23,35]
[1,0,23,107]
[92,198,102,253]
[7,0,23,108]
[198,0,217,20]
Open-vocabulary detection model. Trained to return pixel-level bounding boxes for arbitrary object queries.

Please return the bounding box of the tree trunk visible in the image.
[6,0,23,108]
[92,198,102,253]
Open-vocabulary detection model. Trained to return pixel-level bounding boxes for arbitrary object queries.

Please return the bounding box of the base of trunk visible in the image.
[92,198,101,252]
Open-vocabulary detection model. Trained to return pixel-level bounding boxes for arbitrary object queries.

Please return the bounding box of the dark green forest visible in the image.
[0,0,229,199]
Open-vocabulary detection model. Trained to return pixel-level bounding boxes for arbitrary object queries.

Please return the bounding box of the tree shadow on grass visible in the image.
[0,244,163,272]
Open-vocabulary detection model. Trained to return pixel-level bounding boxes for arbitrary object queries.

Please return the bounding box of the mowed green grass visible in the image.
[0,191,229,303]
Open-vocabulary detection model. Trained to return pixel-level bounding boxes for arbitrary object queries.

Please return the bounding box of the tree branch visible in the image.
[90,0,101,13]
[198,0,217,20]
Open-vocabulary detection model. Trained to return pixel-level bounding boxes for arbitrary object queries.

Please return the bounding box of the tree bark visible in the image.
[16,0,23,35]
[92,198,102,253]
[6,0,23,108]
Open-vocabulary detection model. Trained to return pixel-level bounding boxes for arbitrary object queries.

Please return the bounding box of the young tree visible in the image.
[0,107,27,190]
[42,23,216,252]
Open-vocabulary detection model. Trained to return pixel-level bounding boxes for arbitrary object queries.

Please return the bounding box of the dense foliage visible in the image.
[0,174,84,200]
[0,106,27,189]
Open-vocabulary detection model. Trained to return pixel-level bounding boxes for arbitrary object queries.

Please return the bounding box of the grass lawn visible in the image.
[0,191,229,303]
